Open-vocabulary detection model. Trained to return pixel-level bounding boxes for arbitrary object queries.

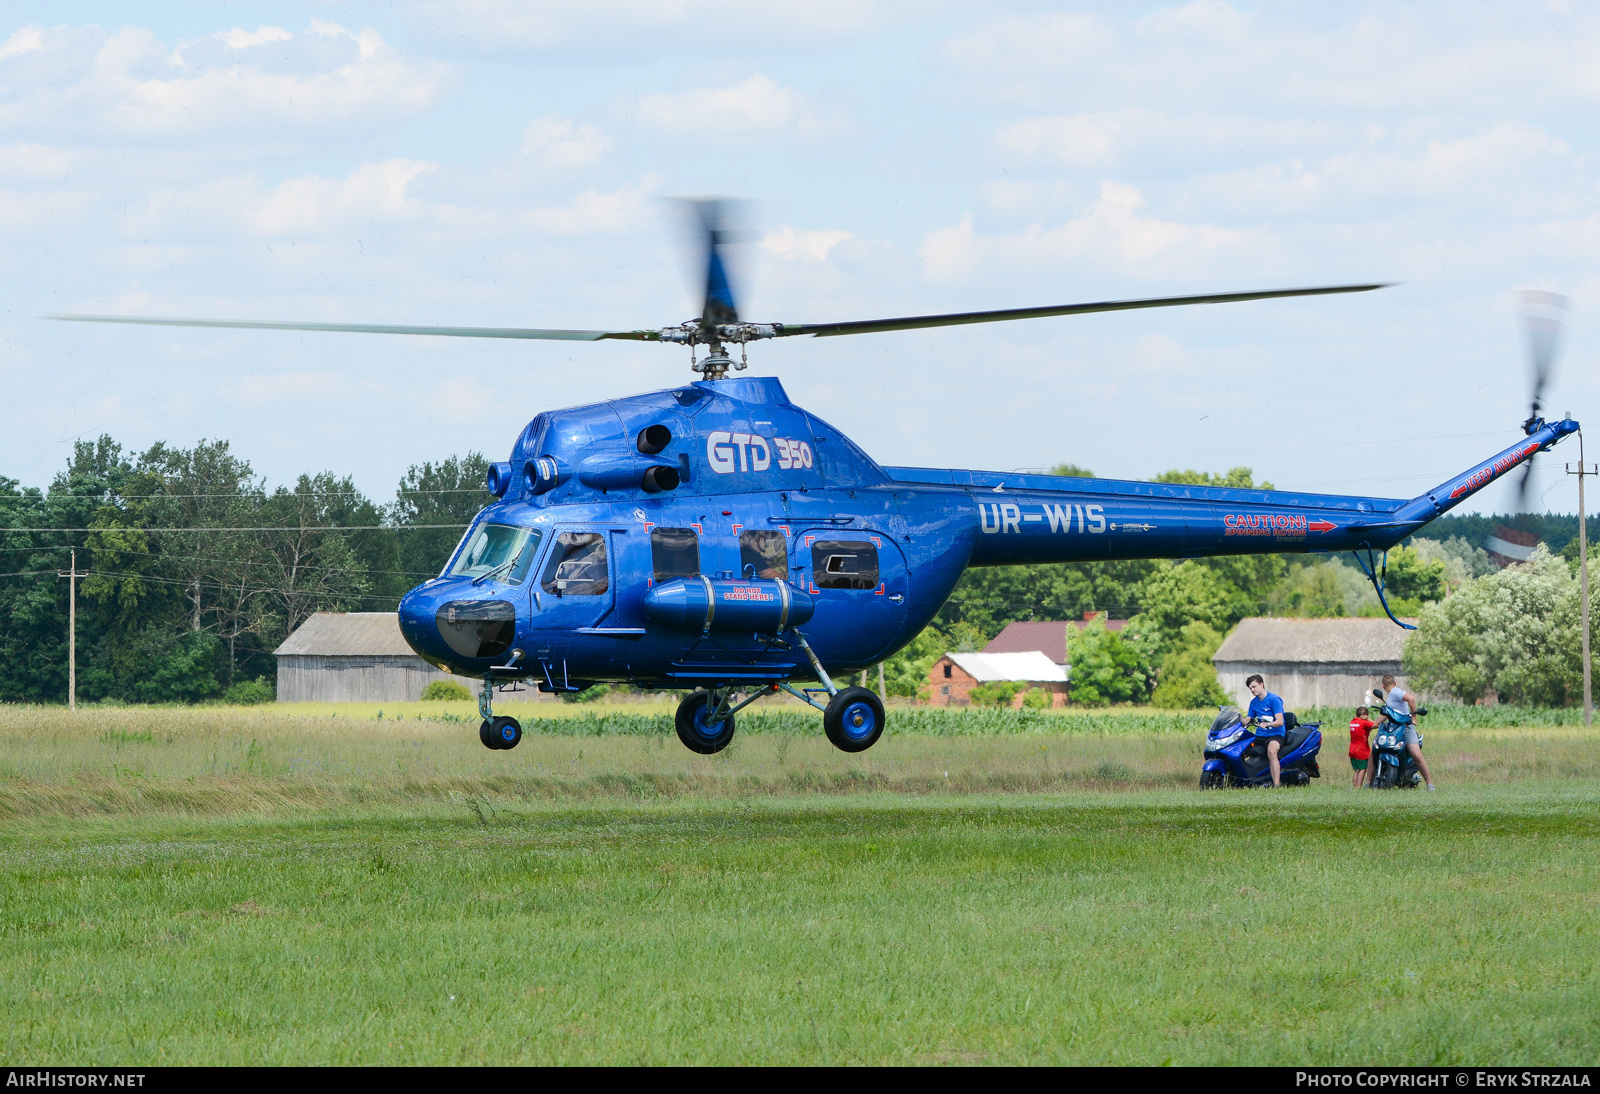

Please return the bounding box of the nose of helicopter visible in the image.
[398,582,519,671]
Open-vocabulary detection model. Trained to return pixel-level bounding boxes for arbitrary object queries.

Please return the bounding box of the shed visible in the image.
[929,650,1070,708]
[274,612,479,703]
[1211,617,1419,712]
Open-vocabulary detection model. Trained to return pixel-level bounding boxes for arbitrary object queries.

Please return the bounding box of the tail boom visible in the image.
[889,418,1580,567]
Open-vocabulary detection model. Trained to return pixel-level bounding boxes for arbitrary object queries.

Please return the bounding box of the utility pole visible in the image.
[56,548,88,712]
[1567,430,1594,727]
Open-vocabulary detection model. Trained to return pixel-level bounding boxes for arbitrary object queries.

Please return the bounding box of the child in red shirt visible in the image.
[1348,705,1376,788]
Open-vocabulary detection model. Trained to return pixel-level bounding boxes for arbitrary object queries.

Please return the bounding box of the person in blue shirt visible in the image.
[1245,673,1286,787]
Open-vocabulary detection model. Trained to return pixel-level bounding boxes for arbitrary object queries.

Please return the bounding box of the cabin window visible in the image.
[739,530,788,581]
[943,663,952,679]
[812,539,879,590]
[448,523,543,586]
[651,527,700,581]
[541,532,609,596]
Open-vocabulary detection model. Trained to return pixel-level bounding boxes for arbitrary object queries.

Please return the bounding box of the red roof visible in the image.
[984,618,1125,665]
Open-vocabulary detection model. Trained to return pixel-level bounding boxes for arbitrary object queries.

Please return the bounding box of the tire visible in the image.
[675,690,736,755]
[823,686,885,753]
[479,719,501,750]
[491,715,522,750]
[1370,760,1394,790]
[1199,769,1227,790]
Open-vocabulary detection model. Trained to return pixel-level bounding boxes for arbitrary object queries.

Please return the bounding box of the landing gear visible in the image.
[823,686,884,753]
[476,677,522,750]
[479,715,522,750]
[675,689,737,755]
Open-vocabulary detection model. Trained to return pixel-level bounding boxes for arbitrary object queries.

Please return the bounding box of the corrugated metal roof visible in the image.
[275,612,419,657]
[1212,617,1415,666]
[946,651,1069,683]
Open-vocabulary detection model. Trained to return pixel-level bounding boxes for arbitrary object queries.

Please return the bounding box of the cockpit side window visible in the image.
[650,527,700,582]
[448,523,543,585]
[812,539,879,590]
[541,532,609,596]
[740,530,788,581]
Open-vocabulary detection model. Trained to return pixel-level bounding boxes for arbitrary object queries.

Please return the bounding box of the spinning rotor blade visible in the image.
[48,314,662,342]
[1514,290,1572,510]
[770,283,1391,338]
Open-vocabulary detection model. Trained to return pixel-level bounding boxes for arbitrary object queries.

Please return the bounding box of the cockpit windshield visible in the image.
[448,523,542,585]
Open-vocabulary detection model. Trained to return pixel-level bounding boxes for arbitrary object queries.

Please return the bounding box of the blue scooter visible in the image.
[1200,706,1323,788]
[1367,687,1428,790]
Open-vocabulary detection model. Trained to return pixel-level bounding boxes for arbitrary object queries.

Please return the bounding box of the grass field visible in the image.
[2,702,1597,1064]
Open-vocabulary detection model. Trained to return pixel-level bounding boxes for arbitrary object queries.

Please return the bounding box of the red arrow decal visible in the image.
[1449,484,1469,499]
[1307,519,1337,533]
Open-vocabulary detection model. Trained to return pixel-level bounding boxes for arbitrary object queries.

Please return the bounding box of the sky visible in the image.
[2,1,1597,514]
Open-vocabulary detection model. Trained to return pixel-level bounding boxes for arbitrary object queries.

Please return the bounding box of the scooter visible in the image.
[1367,687,1428,790]
[1200,706,1323,788]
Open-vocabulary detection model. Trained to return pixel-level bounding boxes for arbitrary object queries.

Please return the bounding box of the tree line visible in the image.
[0,436,492,703]
[2,439,1579,707]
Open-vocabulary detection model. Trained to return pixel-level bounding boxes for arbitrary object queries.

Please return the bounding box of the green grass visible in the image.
[1,705,1597,1064]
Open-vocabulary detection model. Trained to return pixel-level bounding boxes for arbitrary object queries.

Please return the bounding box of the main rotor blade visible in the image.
[47,314,660,341]
[773,283,1392,339]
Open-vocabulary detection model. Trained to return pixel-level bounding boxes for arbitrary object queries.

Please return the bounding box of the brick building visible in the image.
[928,650,1069,708]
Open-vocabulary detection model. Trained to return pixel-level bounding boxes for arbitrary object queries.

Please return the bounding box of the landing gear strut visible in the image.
[477,677,522,750]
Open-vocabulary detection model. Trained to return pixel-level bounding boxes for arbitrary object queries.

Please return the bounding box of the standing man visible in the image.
[1245,674,1285,787]
[1381,673,1436,792]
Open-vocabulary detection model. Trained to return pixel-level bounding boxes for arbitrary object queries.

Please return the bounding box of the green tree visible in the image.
[1151,467,1274,490]
[391,453,494,588]
[1066,617,1149,705]
[1384,544,1447,604]
[1049,463,1094,478]
[1404,545,1583,705]
[1151,622,1229,708]
[968,680,1027,707]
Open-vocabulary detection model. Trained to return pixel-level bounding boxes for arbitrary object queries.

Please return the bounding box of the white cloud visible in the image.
[0,25,45,61]
[635,76,837,139]
[761,227,852,262]
[0,22,447,140]
[252,160,439,236]
[218,26,294,50]
[518,114,609,171]
[407,0,900,54]
[919,182,1255,283]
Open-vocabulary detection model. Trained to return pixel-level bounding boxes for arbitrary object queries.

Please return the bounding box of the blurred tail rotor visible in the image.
[1515,289,1572,510]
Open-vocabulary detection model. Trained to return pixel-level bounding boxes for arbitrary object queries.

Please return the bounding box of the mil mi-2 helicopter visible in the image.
[53,202,1578,756]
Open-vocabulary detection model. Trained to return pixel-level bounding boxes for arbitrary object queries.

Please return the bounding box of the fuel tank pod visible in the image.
[642,577,814,634]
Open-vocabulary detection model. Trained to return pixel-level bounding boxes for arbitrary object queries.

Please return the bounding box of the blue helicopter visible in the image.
[52,203,1579,755]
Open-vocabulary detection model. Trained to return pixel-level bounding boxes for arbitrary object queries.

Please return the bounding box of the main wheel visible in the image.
[823,686,885,753]
[675,690,736,755]
[479,719,500,750]
[491,715,522,750]
[1199,769,1226,790]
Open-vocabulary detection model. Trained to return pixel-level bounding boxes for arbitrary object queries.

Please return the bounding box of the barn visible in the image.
[274,612,480,703]
[1211,617,1419,712]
